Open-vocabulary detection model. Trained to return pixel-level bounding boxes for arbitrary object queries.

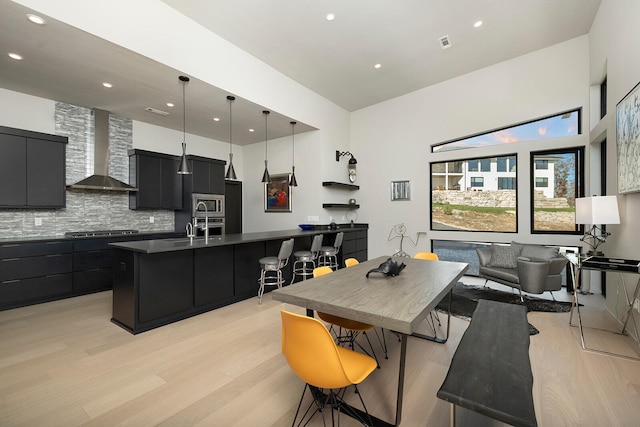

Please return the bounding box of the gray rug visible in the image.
[435,283,574,335]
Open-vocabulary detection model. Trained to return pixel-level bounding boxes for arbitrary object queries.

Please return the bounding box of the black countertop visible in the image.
[110,226,367,254]
[0,230,179,245]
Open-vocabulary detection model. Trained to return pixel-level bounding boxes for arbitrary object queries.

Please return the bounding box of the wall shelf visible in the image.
[322,181,360,190]
[323,203,359,209]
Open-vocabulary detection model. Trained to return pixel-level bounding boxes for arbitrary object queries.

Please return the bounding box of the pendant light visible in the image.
[261,110,271,183]
[289,121,298,186]
[177,75,192,175]
[225,95,237,180]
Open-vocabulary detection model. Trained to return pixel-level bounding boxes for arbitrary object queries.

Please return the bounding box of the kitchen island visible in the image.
[110,225,367,333]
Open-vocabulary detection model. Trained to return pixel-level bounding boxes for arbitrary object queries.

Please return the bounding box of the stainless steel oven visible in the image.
[192,193,225,236]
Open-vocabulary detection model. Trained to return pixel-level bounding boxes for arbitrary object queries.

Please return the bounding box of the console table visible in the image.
[565,253,640,360]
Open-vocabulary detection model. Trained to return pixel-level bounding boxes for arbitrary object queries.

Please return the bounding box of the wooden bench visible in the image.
[437,299,537,427]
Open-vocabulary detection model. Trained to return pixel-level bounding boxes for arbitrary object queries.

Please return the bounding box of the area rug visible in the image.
[435,283,575,335]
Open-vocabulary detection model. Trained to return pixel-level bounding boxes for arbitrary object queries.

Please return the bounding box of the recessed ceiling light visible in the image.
[249,129,255,133]
[374,63,382,69]
[326,13,335,21]
[8,52,23,60]
[166,102,174,108]
[26,14,46,25]
[474,20,483,28]
[213,117,220,122]
[102,82,113,88]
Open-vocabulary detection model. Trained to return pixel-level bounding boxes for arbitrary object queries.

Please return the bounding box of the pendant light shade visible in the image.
[261,110,271,183]
[225,95,237,180]
[177,75,192,175]
[289,121,298,187]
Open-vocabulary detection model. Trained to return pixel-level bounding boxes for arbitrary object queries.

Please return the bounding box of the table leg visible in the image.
[412,289,452,344]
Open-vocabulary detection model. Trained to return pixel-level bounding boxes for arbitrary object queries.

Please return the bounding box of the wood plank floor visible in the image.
[1,284,639,426]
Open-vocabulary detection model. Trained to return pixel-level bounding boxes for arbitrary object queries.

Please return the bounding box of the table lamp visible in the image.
[575,195,620,256]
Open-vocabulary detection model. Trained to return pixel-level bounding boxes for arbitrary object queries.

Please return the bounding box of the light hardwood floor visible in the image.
[1,282,639,426]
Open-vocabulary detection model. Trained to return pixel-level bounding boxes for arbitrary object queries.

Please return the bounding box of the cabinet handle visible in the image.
[1,244,20,248]
[45,242,62,245]
[2,279,20,284]
[2,258,20,262]
[46,274,62,278]
[46,254,62,258]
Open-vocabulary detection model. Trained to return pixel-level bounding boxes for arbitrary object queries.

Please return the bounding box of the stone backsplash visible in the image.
[0,102,174,239]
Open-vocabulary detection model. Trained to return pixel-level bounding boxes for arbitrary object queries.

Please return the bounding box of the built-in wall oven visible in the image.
[192,193,225,236]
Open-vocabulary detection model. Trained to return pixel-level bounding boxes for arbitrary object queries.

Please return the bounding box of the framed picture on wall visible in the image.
[264,173,292,212]
[391,180,411,201]
[616,80,640,194]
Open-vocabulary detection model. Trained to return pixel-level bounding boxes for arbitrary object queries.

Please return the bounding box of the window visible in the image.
[431,154,517,232]
[432,109,581,153]
[530,147,584,233]
[535,160,549,170]
[535,177,548,187]
[498,177,516,190]
[497,155,516,172]
[470,177,484,187]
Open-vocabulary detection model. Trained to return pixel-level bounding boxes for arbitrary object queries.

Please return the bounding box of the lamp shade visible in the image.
[575,195,620,225]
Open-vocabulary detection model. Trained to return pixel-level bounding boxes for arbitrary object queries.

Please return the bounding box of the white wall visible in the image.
[588,0,640,329]
[0,88,55,133]
[352,36,591,257]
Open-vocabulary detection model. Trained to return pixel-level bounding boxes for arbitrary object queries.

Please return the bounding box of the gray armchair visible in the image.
[476,242,568,301]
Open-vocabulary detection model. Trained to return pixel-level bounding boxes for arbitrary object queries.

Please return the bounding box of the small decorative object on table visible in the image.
[366,257,406,278]
[298,224,315,230]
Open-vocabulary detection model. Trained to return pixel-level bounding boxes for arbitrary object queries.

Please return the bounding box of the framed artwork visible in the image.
[616,80,640,194]
[391,180,411,201]
[265,173,292,212]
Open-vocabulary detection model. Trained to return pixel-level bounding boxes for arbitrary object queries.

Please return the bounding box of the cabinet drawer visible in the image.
[0,241,73,258]
[356,238,368,252]
[1,253,72,281]
[73,250,113,271]
[0,273,72,304]
[73,269,113,291]
[343,231,357,242]
[342,239,357,255]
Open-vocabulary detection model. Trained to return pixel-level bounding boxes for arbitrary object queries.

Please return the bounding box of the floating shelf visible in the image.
[322,181,360,190]
[322,203,360,209]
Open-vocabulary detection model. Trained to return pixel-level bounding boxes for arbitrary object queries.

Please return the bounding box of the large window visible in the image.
[432,109,580,153]
[530,147,584,233]
[431,154,517,232]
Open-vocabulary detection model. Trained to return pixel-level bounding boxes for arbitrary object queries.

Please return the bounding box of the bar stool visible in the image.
[290,234,324,285]
[258,238,294,304]
[318,232,344,270]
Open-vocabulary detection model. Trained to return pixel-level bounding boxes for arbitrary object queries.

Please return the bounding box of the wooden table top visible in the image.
[272,256,468,334]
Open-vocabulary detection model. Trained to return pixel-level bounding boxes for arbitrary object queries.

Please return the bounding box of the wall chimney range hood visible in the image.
[67,109,138,192]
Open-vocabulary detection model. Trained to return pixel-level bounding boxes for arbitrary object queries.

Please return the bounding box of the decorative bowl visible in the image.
[298,224,315,230]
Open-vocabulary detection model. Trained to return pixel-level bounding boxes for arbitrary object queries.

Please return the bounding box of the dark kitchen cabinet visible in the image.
[189,156,226,194]
[0,126,67,208]
[128,149,182,210]
[0,241,73,309]
[340,229,368,263]
[225,180,242,234]
[195,246,234,306]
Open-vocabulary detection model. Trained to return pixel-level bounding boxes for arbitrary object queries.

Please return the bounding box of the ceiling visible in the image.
[1,0,601,145]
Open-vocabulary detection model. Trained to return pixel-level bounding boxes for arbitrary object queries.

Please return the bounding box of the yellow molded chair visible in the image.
[344,257,359,268]
[414,251,439,261]
[281,310,376,426]
[313,266,382,366]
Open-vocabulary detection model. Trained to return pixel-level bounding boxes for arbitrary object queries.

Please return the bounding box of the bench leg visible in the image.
[450,403,455,427]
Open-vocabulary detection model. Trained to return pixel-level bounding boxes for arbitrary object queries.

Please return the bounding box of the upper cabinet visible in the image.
[188,156,226,195]
[0,126,67,208]
[128,149,182,210]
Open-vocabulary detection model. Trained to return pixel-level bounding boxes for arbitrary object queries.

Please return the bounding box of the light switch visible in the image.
[149,216,155,224]
[35,218,42,226]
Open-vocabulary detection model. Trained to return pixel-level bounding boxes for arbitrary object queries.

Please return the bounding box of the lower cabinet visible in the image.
[0,241,73,309]
[195,246,234,306]
[341,229,368,263]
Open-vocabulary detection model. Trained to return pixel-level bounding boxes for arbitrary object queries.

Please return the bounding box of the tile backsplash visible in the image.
[0,102,175,239]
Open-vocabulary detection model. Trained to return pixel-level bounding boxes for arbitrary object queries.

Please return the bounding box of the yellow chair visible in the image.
[313,266,382,366]
[281,310,376,426]
[414,251,439,260]
[344,257,359,268]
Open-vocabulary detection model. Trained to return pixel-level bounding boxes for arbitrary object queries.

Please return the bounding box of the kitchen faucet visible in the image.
[195,201,209,244]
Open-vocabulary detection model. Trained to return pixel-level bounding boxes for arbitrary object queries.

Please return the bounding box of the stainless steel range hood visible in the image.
[67,109,138,192]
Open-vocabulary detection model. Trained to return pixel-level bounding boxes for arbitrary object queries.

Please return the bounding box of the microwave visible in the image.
[192,193,225,218]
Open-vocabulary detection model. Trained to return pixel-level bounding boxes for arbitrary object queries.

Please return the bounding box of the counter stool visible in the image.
[290,234,324,285]
[258,238,294,304]
[318,232,344,270]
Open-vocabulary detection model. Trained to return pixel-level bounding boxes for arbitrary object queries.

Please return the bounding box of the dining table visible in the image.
[272,255,468,427]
